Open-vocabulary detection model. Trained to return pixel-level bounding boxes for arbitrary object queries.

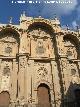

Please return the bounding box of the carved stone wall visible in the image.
[0,59,12,92]
[0,16,79,107]
[0,34,19,57]
[34,62,52,85]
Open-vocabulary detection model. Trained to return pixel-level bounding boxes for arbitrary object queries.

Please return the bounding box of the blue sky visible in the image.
[0,0,80,29]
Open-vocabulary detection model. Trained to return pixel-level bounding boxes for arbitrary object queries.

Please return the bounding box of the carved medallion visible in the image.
[37,67,48,78]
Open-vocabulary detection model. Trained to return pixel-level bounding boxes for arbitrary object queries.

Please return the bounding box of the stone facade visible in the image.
[0,13,80,107]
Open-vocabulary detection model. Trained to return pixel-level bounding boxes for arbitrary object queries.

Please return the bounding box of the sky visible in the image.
[0,0,80,29]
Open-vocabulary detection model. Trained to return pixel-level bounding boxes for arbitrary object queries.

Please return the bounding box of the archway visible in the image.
[37,83,51,107]
[0,91,10,107]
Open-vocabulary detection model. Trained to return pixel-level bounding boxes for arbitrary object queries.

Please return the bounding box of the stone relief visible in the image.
[64,40,74,46]
[1,76,10,91]
[28,28,50,38]
[71,75,79,84]
[34,62,52,84]
[36,41,46,55]
[64,39,77,59]
[0,34,19,56]
[0,60,12,92]
[3,66,10,76]
[37,67,48,78]
[19,57,26,70]
[71,69,76,75]
[5,46,12,54]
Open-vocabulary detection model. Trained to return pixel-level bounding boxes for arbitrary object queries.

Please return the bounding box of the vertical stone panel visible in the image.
[18,55,27,101]
[0,59,2,91]
[27,60,35,104]
[24,57,28,103]
[10,59,18,103]
[51,60,61,107]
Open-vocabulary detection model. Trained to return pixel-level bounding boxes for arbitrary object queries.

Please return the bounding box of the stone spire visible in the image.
[20,11,27,22]
[54,14,60,25]
[9,17,12,24]
[66,24,70,30]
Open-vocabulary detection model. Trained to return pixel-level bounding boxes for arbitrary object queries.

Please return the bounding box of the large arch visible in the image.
[63,33,80,59]
[0,91,10,107]
[0,26,20,44]
[0,27,20,56]
[37,83,51,107]
[27,21,55,37]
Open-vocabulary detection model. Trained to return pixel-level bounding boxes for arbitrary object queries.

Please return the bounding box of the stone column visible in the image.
[18,55,27,102]
[0,59,2,90]
[51,60,61,107]
[24,56,28,104]
[55,33,68,106]
[78,61,80,83]
[78,61,80,71]
[58,56,71,107]
[10,59,18,106]
[27,59,35,106]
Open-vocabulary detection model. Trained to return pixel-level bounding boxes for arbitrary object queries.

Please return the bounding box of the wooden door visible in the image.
[37,84,51,107]
[0,91,10,107]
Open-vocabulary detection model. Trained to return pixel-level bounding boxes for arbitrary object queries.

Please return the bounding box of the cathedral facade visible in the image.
[0,13,80,107]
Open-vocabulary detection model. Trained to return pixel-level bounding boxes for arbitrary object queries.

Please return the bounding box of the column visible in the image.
[0,59,2,91]
[27,59,35,106]
[51,60,61,107]
[10,59,18,105]
[18,55,27,102]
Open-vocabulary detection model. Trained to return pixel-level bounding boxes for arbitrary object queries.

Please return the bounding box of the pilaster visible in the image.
[51,60,61,107]
[10,59,18,103]
[0,59,2,91]
[27,60,35,104]
[18,54,27,102]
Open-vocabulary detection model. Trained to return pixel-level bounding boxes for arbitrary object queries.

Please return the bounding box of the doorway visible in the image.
[0,91,10,107]
[37,84,51,107]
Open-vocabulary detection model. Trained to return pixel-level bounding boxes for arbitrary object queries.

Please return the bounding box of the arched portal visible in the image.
[37,83,51,107]
[0,91,10,107]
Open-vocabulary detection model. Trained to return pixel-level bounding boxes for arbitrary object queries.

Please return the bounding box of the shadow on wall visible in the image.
[61,82,80,107]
